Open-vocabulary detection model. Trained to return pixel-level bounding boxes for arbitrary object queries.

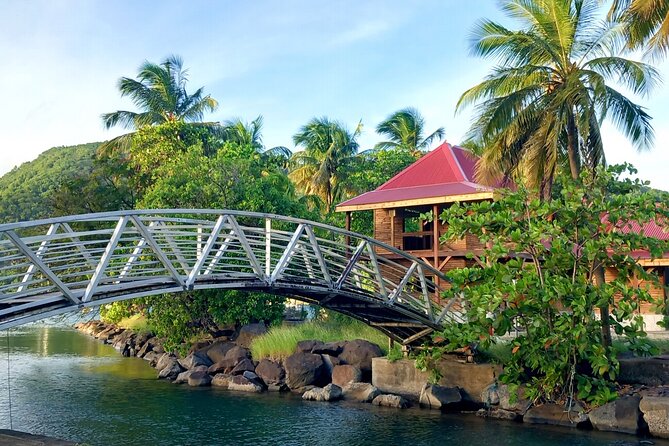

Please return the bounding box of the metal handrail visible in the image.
[0,210,463,345]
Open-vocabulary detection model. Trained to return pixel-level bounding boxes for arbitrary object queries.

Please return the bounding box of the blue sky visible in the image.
[1,1,669,190]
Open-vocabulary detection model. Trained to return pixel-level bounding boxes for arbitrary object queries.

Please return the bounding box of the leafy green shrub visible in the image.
[426,166,669,406]
[386,343,404,362]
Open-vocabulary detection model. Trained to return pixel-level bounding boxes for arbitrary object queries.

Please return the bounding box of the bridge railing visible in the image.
[0,210,463,344]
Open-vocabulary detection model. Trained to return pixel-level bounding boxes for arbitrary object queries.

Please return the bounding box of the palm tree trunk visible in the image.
[566,113,581,180]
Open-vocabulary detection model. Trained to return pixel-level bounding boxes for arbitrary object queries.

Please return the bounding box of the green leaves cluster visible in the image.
[431,165,669,406]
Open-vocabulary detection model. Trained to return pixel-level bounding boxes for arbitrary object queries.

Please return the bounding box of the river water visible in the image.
[0,326,662,446]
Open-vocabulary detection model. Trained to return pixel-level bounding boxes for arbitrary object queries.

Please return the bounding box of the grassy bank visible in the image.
[250,320,389,360]
[116,314,151,332]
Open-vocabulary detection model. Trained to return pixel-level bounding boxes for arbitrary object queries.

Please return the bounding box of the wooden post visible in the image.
[432,204,439,270]
[389,209,396,248]
[345,211,351,257]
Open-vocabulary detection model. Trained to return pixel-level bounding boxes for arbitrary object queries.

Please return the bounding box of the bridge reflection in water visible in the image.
[0,210,462,346]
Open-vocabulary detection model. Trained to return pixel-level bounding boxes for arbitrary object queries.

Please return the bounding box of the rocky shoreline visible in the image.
[75,320,669,440]
[74,320,408,407]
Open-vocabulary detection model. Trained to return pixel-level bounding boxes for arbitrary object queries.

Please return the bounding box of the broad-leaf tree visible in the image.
[458,0,658,195]
[290,117,362,211]
[423,165,669,406]
[375,107,445,157]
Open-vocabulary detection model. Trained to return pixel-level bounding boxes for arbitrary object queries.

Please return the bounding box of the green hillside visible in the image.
[0,142,99,223]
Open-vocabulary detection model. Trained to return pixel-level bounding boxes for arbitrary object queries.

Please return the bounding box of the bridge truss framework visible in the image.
[0,210,462,346]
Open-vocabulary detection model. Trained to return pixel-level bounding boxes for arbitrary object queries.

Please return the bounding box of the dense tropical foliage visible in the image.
[0,142,99,223]
[2,0,668,397]
[420,165,669,405]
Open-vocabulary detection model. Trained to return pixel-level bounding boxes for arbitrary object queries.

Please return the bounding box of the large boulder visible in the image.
[143,351,158,363]
[372,394,410,409]
[255,359,285,386]
[312,342,346,356]
[477,408,520,421]
[134,331,153,348]
[211,374,233,388]
[228,375,264,393]
[332,365,362,387]
[224,346,251,364]
[188,340,213,355]
[231,358,256,375]
[188,371,212,387]
[296,340,324,353]
[320,354,341,376]
[339,339,383,380]
[174,366,210,384]
[589,395,644,435]
[342,383,381,403]
[235,323,267,348]
[178,352,213,370]
[284,352,328,389]
[619,357,669,386]
[136,338,155,358]
[208,358,238,375]
[419,384,462,410]
[523,402,589,428]
[639,396,669,438]
[158,359,184,380]
[155,354,177,372]
[498,384,531,414]
[205,341,237,363]
[302,384,343,402]
[242,371,266,389]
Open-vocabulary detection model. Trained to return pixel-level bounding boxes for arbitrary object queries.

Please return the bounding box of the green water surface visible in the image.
[0,327,662,446]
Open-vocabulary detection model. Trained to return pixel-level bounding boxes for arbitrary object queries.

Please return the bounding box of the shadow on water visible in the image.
[0,327,665,446]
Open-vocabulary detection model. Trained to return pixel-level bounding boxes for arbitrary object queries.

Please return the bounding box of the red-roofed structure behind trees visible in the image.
[336,140,669,330]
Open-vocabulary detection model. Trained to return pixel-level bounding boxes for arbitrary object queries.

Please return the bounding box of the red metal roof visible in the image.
[618,220,669,240]
[338,142,494,209]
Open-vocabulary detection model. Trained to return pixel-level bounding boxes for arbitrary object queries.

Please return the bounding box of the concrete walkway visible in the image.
[0,430,75,445]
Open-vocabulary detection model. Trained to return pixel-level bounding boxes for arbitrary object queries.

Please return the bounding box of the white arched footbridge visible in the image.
[0,210,462,346]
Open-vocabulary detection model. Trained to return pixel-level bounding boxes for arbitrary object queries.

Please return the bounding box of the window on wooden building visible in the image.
[401,208,433,251]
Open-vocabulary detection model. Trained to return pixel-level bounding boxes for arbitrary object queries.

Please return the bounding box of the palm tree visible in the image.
[222,115,292,169]
[100,55,219,155]
[102,55,218,129]
[290,117,362,210]
[608,0,669,59]
[375,108,445,157]
[457,0,658,195]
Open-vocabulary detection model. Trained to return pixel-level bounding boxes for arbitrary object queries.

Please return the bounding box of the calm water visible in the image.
[0,327,663,446]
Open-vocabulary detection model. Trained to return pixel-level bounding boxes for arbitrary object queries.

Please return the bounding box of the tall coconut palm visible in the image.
[457,0,658,195]
[102,55,218,129]
[100,55,219,155]
[290,117,362,210]
[222,115,292,169]
[375,107,445,157]
[608,0,669,59]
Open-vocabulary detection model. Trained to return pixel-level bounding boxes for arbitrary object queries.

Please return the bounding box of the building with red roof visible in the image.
[337,142,495,212]
[337,141,496,284]
[337,141,669,329]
